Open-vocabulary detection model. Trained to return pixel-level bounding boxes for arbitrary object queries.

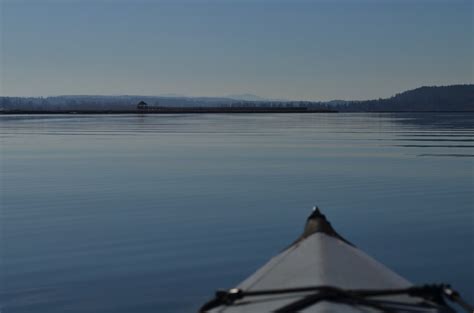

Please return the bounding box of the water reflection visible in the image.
[1,113,473,313]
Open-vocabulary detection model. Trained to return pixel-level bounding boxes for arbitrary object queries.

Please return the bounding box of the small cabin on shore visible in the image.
[137,101,148,110]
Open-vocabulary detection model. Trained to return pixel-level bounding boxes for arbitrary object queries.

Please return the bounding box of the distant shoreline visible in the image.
[2,110,474,115]
[0,107,338,114]
[2,85,473,113]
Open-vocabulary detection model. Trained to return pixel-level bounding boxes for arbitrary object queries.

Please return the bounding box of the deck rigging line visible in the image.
[199,284,473,313]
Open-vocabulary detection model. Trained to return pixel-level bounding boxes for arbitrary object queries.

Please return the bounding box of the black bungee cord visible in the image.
[199,284,473,313]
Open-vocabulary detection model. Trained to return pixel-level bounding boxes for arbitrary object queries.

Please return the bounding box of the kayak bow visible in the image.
[199,207,472,313]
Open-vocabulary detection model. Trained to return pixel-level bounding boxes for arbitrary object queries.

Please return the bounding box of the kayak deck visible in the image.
[205,233,421,312]
[199,208,461,313]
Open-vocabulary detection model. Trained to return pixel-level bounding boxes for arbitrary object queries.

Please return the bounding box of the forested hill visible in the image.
[335,85,474,112]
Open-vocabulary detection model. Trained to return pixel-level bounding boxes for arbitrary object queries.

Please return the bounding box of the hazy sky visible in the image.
[1,0,472,100]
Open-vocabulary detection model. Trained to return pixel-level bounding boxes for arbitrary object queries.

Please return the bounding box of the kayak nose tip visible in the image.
[308,206,326,220]
[299,206,354,246]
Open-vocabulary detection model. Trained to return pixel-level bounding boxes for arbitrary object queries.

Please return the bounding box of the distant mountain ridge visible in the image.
[225,94,268,101]
[1,84,473,112]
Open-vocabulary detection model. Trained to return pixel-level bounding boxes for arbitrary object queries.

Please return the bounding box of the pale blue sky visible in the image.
[1,0,472,100]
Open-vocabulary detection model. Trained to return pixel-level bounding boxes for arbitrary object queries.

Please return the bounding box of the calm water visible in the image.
[1,113,473,313]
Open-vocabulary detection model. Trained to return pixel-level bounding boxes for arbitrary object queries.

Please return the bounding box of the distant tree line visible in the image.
[332,85,474,112]
[1,85,472,113]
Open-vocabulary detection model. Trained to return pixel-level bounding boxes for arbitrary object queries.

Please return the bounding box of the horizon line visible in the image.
[1,83,473,102]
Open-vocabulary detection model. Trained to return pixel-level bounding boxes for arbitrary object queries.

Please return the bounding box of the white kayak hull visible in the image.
[200,208,458,313]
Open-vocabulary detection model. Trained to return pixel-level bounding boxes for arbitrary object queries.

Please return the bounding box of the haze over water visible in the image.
[1,113,473,312]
